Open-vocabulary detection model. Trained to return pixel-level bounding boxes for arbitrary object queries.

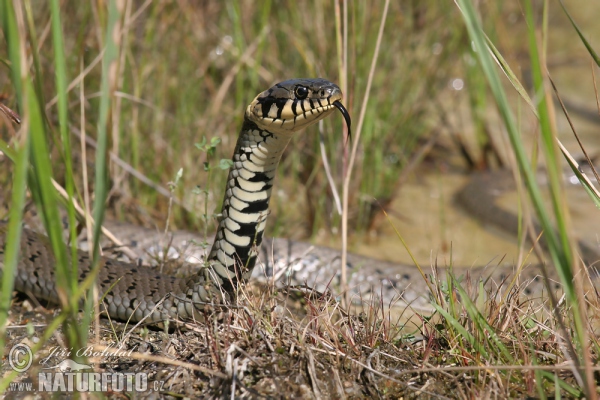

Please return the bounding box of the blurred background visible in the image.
[0,0,598,267]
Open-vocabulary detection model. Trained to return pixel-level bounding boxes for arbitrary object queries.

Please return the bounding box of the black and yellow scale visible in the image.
[1,78,351,323]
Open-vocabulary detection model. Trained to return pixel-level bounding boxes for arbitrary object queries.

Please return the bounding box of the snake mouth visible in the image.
[333,100,351,142]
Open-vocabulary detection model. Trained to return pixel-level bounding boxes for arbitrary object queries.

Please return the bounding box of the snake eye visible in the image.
[294,86,309,100]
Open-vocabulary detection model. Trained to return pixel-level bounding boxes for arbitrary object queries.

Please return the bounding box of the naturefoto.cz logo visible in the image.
[7,343,157,393]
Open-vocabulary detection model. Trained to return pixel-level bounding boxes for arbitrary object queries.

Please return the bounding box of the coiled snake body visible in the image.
[1,78,350,323]
[2,79,599,323]
[75,171,599,315]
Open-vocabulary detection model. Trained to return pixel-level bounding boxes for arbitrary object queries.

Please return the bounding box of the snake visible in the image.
[2,78,599,323]
[62,170,599,314]
[1,78,352,323]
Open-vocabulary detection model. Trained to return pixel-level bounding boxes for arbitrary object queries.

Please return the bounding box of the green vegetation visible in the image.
[1,0,599,397]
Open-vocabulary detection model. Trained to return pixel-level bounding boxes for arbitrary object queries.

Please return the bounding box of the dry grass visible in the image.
[2,0,600,398]
[3,264,598,398]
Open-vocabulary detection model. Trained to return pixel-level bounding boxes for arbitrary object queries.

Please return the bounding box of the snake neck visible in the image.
[207,117,292,289]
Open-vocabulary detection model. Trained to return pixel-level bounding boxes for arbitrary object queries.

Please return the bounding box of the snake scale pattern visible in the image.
[1,78,351,323]
[68,171,599,314]
[1,79,598,323]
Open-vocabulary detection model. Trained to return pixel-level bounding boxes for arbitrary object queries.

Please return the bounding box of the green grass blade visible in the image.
[456,0,593,393]
[26,81,88,351]
[22,0,48,110]
[431,302,489,359]
[50,0,91,341]
[558,140,600,209]
[92,0,121,255]
[0,0,31,359]
[451,278,514,363]
[457,0,558,260]
[558,0,600,67]
[524,1,573,272]
[455,0,569,290]
[484,34,537,117]
[0,1,22,106]
[0,134,29,358]
[539,371,581,397]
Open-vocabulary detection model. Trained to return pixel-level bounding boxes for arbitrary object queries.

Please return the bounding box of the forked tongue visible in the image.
[333,100,351,142]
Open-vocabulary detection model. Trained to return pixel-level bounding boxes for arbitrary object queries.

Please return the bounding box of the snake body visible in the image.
[75,170,597,313]
[2,79,599,322]
[1,78,350,323]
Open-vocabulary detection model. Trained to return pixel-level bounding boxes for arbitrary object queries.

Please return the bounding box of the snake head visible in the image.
[246,78,350,136]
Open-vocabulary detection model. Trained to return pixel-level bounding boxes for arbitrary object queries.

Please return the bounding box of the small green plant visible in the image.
[193,136,234,241]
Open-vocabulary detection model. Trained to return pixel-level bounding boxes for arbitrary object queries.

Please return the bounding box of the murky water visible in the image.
[345,1,600,269]
[354,169,599,269]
